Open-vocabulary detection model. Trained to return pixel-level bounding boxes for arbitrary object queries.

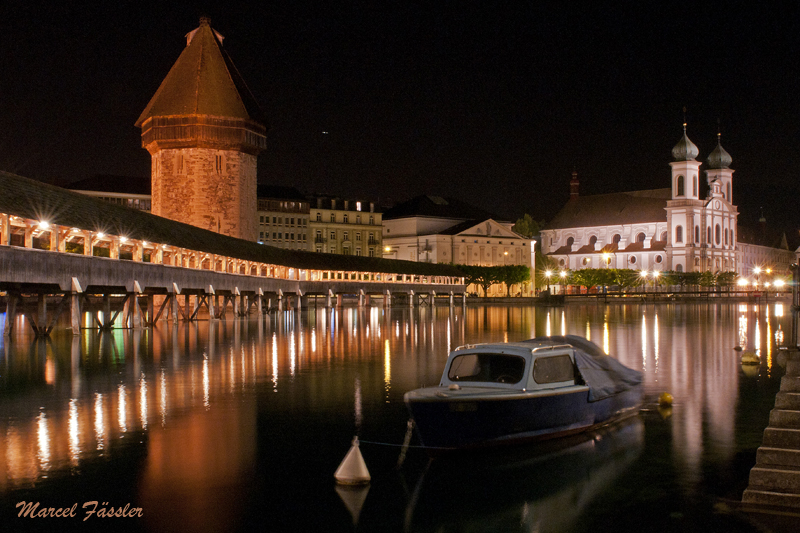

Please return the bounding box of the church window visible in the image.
[715,224,721,245]
[724,228,728,246]
[559,258,565,266]
[693,175,698,197]
[695,226,700,243]
[677,175,685,196]
[655,255,663,263]
[566,236,575,247]
[589,235,597,247]
[636,232,645,243]
[660,231,667,241]
[707,227,712,244]
[727,183,731,201]
[629,256,637,264]
[612,234,621,244]
[676,226,683,243]
[582,257,590,265]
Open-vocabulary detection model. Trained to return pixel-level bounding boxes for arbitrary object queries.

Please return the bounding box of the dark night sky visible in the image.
[1,1,799,232]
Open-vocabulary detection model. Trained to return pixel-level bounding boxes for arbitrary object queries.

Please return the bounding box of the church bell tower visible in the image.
[135,17,267,241]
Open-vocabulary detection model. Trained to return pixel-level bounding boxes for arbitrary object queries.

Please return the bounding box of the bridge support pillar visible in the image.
[365,294,371,306]
[358,289,365,308]
[277,293,283,312]
[326,289,333,308]
[295,291,302,313]
[257,289,263,317]
[71,292,81,332]
[208,293,216,320]
[384,290,391,308]
[431,290,436,307]
[409,291,416,308]
[126,293,141,329]
[171,291,179,322]
[3,293,17,336]
[449,291,454,307]
[336,294,343,308]
[233,289,241,317]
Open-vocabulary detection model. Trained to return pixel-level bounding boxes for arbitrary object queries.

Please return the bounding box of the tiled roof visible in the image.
[383,195,501,221]
[547,189,671,230]
[256,185,306,201]
[0,171,463,277]
[135,18,266,127]
[66,175,150,195]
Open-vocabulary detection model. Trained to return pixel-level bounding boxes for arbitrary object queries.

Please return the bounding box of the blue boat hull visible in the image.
[405,386,642,452]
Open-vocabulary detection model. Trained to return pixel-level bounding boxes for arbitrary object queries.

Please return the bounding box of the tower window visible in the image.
[636,232,646,243]
[693,175,698,197]
[215,154,224,173]
[676,225,683,243]
[677,175,685,196]
[695,226,700,243]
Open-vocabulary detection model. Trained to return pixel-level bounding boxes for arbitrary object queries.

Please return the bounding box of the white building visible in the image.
[382,195,535,295]
[541,127,765,274]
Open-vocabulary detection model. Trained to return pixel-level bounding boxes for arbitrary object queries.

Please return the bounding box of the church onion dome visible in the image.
[706,138,732,169]
[671,128,700,161]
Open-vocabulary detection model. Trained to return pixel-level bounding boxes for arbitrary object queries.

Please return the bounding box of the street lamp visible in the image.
[652,270,661,292]
[560,270,568,294]
[545,270,552,293]
[640,270,649,292]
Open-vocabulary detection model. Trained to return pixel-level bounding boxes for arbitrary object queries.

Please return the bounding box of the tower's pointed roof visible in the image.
[135,17,266,127]
[671,124,699,161]
[706,134,732,169]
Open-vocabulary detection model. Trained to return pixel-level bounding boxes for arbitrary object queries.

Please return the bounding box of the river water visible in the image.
[0,301,789,532]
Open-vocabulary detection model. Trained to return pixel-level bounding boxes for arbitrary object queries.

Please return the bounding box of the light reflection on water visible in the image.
[0,303,789,531]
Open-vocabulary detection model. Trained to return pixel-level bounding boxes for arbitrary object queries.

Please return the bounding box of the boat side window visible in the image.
[448,353,526,384]
[533,354,574,384]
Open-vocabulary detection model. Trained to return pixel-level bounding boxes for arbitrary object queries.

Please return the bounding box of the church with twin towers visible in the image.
[541,125,793,276]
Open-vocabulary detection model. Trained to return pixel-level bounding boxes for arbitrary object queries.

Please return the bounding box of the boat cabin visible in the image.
[440,342,582,392]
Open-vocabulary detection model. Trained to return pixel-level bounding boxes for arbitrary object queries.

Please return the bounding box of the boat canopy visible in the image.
[526,336,642,402]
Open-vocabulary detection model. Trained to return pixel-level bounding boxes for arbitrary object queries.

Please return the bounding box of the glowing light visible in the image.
[776,303,784,317]
[384,339,391,401]
[69,399,80,464]
[160,371,167,426]
[546,311,552,337]
[38,220,50,229]
[96,232,105,239]
[37,411,51,471]
[118,385,127,433]
[203,355,210,409]
[737,278,749,287]
[140,373,148,429]
[775,279,786,288]
[272,333,278,392]
[94,393,105,451]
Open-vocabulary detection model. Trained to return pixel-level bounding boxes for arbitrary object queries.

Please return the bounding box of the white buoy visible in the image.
[334,437,371,485]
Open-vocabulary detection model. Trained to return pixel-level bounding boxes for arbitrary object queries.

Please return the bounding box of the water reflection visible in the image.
[0,302,790,531]
[406,417,644,533]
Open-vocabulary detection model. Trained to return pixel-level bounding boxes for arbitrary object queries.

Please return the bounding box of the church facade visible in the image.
[541,127,741,274]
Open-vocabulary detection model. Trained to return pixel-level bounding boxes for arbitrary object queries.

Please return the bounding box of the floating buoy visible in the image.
[335,484,370,525]
[334,437,371,485]
[658,392,673,407]
[741,351,760,365]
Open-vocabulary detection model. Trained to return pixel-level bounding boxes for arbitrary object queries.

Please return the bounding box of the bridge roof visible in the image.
[0,171,464,278]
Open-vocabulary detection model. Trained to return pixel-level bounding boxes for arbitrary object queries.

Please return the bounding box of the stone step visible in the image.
[747,465,800,494]
[781,376,800,392]
[769,409,800,429]
[786,358,800,376]
[742,488,800,508]
[775,392,800,410]
[763,428,800,448]
[756,447,800,468]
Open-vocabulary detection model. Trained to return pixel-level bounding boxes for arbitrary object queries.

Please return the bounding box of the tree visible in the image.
[456,265,503,296]
[614,269,645,290]
[512,214,544,238]
[500,265,531,296]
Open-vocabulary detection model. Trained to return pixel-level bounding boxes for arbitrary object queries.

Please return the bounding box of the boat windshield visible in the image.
[447,353,526,384]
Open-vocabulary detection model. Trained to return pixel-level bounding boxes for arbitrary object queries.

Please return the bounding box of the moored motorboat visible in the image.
[404,335,643,452]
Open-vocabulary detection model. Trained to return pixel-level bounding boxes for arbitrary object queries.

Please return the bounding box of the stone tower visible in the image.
[136,17,267,241]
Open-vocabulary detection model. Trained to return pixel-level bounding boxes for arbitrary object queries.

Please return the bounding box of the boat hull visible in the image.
[405,385,642,452]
